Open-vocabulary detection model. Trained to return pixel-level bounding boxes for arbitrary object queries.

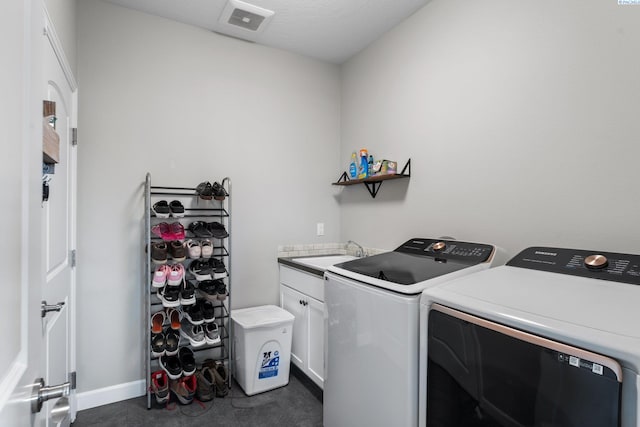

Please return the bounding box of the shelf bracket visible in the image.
[364,181,382,198]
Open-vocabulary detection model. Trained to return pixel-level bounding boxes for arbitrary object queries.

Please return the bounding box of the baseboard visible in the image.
[76,379,146,411]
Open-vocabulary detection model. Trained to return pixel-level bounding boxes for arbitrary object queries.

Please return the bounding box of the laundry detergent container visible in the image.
[231,305,294,396]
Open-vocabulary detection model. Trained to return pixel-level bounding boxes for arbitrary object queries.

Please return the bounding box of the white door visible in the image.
[0,0,46,425]
[41,8,78,427]
[306,296,324,387]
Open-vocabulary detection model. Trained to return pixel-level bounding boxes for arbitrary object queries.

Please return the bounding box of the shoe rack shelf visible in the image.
[144,174,233,409]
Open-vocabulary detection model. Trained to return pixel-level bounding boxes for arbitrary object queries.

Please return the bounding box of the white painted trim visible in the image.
[43,6,77,92]
[76,380,146,411]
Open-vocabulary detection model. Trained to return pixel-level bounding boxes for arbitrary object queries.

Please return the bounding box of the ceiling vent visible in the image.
[219,0,275,34]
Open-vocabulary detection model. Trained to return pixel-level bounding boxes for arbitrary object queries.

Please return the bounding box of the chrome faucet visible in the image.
[346,240,365,257]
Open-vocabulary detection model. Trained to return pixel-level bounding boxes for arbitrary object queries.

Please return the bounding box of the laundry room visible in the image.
[4,0,640,425]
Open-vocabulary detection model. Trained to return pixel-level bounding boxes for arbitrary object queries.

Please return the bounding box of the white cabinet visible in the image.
[279,265,325,389]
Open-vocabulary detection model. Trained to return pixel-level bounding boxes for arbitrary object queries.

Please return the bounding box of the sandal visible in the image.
[188,221,213,238]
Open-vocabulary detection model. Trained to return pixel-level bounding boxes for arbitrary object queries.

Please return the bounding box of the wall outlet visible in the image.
[316,223,325,236]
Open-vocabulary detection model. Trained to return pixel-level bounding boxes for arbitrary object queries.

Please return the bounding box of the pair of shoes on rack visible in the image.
[195,181,226,201]
[183,300,216,325]
[197,279,227,302]
[152,222,186,241]
[151,328,180,357]
[202,359,229,397]
[152,200,185,218]
[153,263,185,288]
[180,318,206,347]
[189,258,227,281]
[151,309,180,332]
[159,347,197,380]
[185,239,213,259]
[187,221,229,239]
[151,242,185,264]
[180,316,220,346]
[158,277,196,307]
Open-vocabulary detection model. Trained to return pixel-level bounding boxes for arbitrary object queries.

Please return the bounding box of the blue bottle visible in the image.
[349,152,357,179]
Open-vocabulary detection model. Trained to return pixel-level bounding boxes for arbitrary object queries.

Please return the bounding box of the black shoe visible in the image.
[164,328,180,356]
[159,355,182,380]
[206,221,229,239]
[179,347,196,376]
[209,258,228,280]
[215,282,227,301]
[180,280,196,306]
[169,200,185,218]
[212,182,226,201]
[184,304,204,325]
[195,182,214,200]
[151,331,165,357]
[200,300,216,323]
[197,280,218,302]
[158,284,181,308]
[189,259,213,281]
[152,200,170,218]
[188,221,213,238]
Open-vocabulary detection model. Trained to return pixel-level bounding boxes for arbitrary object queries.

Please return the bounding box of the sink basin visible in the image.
[293,255,358,271]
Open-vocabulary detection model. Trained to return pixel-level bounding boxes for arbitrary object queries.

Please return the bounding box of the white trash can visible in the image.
[231,305,295,396]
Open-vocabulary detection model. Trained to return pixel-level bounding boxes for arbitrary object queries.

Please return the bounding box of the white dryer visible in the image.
[325,238,495,427]
[419,246,640,427]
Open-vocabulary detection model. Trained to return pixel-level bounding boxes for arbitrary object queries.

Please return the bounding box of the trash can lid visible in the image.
[231,305,295,329]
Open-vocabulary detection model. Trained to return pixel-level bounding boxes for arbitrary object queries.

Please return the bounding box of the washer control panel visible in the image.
[395,238,494,264]
[507,246,640,285]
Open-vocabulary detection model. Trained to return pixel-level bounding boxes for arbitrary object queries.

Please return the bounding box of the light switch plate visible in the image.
[316,223,325,236]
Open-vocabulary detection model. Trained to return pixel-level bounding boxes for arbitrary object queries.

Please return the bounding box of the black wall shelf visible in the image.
[332,159,411,198]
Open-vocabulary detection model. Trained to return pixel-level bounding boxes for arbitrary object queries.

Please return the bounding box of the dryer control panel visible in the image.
[507,246,640,285]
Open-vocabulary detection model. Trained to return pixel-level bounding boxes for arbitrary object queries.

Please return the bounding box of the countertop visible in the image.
[277,254,347,277]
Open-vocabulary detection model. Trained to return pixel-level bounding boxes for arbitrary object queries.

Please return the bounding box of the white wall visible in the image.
[76,0,341,394]
[340,0,640,263]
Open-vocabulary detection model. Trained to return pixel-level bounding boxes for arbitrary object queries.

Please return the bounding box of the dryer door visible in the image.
[426,304,622,427]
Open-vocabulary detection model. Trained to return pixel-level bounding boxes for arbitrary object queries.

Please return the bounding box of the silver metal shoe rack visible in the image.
[144,174,233,409]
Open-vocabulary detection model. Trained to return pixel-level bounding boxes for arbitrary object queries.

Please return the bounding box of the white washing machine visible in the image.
[419,246,640,427]
[324,238,496,427]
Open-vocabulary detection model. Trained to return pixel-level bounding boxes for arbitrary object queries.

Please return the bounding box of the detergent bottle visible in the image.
[349,152,358,179]
[358,149,368,179]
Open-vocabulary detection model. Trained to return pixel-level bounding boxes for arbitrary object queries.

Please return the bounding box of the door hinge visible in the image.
[71,127,78,146]
[69,371,76,390]
[71,249,77,267]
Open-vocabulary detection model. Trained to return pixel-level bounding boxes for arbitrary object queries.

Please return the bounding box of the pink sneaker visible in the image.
[151,222,171,240]
[167,263,185,287]
[152,264,171,288]
[169,222,185,241]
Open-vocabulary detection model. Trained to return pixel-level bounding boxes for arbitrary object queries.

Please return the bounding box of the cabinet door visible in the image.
[306,296,325,388]
[280,284,307,369]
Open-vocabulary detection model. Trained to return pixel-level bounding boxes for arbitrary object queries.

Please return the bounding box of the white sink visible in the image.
[293,255,358,271]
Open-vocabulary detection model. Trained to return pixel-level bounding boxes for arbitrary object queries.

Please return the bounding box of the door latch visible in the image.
[41,300,65,318]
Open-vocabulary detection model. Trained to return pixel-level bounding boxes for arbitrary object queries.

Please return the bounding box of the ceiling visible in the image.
[101,0,429,64]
